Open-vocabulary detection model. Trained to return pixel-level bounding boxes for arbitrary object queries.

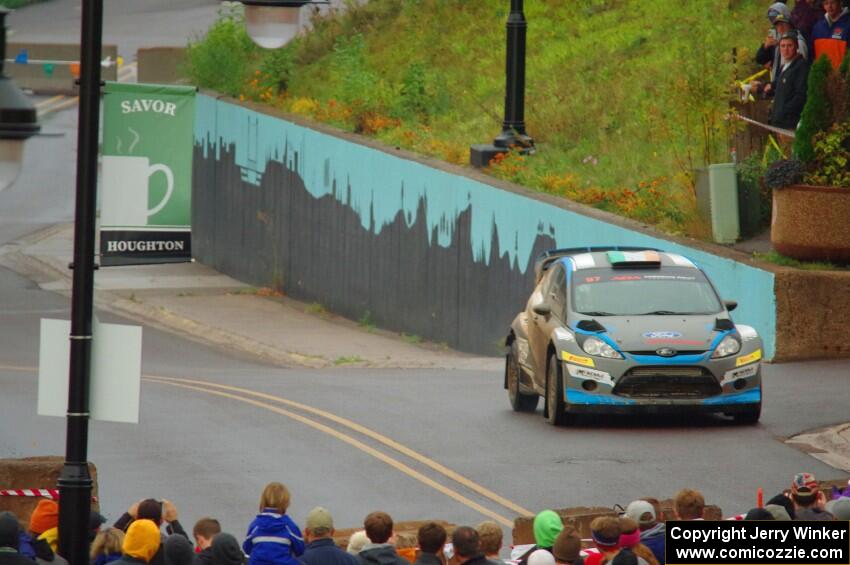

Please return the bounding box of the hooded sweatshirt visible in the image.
[212,534,245,565]
[638,524,665,565]
[123,520,162,563]
[811,7,850,69]
[0,513,43,565]
[243,511,304,565]
[357,544,409,565]
[532,511,563,549]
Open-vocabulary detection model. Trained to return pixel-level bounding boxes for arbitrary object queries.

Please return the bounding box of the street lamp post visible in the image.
[57,0,103,563]
[239,0,327,49]
[470,0,535,168]
[0,8,40,191]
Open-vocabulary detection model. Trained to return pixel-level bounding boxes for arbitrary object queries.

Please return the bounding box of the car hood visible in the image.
[583,314,727,353]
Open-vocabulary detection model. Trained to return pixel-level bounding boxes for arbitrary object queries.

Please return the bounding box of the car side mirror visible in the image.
[533,303,551,316]
[724,300,738,312]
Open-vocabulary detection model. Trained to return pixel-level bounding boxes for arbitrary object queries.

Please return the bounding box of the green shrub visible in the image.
[765,159,805,190]
[184,5,258,97]
[804,122,850,187]
[793,55,834,162]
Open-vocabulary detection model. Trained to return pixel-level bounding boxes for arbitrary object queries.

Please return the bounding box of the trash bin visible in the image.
[695,163,740,244]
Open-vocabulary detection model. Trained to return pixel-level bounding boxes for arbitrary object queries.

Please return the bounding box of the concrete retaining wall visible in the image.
[192,94,778,357]
[137,47,187,85]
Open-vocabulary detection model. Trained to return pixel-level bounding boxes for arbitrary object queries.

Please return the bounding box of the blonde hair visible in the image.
[476,521,502,555]
[259,481,291,513]
[90,527,125,561]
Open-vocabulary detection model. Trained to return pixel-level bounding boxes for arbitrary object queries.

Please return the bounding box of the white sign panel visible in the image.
[38,318,142,424]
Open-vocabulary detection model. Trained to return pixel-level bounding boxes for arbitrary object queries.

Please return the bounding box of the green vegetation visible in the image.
[793,56,834,163]
[753,251,847,271]
[306,302,329,316]
[0,0,47,8]
[333,355,366,366]
[401,333,421,345]
[185,0,775,236]
[358,310,375,332]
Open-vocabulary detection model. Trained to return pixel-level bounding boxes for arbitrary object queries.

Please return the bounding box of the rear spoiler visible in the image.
[534,246,661,282]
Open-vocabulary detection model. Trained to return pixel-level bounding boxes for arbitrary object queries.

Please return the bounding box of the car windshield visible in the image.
[571,267,722,316]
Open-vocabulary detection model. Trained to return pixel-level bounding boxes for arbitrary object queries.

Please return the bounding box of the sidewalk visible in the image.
[0,223,500,370]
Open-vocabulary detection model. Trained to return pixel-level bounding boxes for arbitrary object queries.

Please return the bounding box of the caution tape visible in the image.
[0,489,98,502]
[732,113,796,138]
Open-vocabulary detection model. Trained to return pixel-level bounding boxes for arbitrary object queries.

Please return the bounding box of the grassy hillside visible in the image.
[186,0,768,236]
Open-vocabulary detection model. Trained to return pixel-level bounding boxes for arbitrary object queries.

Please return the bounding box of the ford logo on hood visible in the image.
[656,348,677,357]
[642,331,682,339]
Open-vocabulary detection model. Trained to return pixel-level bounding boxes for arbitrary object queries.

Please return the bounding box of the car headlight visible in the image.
[581,336,623,359]
[711,335,741,358]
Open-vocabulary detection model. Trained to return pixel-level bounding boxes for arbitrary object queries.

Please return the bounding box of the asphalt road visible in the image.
[2,0,850,544]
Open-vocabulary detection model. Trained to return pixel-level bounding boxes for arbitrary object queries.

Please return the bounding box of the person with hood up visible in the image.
[163,535,195,565]
[757,4,809,81]
[0,512,38,565]
[517,511,563,565]
[213,534,245,565]
[114,519,161,565]
[623,501,663,565]
[811,0,850,69]
[90,527,126,565]
[243,482,304,565]
[355,512,407,565]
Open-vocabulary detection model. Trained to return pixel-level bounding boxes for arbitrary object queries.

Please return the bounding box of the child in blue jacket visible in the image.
[243,482,305,565]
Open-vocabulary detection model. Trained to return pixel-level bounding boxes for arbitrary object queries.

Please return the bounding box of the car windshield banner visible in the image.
[99,82,196,266]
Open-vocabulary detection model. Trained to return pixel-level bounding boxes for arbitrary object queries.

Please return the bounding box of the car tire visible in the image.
[507,341,538,412]
[733,402,761,425]
[545,353,571,426]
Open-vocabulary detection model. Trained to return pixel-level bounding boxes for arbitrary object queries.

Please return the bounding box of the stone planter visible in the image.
[771,184,850,262]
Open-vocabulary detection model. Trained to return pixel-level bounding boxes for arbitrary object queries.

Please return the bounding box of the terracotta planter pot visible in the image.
[771,184,850,262]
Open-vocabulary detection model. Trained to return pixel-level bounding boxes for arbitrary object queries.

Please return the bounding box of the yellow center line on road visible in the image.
[39,96,80,116]
[0,363,527,524]
[145,376,516,528]
[144,375,533,517]
[36,95,66,109]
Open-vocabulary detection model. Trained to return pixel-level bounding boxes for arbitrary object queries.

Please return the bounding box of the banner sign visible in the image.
[100,82,196,266]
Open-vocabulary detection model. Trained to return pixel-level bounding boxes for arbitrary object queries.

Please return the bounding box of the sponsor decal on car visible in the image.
[561,351,595,367]
[735,348,762,367]
[722,363,759,384]
[566,364,614,386]
[642,331,683,339]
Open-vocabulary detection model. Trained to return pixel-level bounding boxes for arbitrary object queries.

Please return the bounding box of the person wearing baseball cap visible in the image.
[791,473,834,520]
[623,501,663,565]
[299,507,357,565]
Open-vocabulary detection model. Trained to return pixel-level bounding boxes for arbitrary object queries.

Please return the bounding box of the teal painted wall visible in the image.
[193,94,777,358]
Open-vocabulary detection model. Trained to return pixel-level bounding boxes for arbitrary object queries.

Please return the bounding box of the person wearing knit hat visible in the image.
[212,534,245,565]
[765,493,795,520]
[163,534,194,565]
[121,519,161,564]
[763,504,792,521]
[346,532,369,556]
[29,500,59,539]
[551,527,582,565]
[743,508,774,521]
[533,511,563,550]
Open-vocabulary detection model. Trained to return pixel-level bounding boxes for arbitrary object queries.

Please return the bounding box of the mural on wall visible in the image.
[193,95,777,357]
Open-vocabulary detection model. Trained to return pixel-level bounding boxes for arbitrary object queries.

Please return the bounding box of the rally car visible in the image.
[504,248,763,425]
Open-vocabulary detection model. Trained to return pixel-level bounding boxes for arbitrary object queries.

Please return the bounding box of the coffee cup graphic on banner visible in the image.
[101,155,174,227]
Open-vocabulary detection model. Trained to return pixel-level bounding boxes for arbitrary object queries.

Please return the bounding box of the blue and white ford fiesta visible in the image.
[504,248,763,425]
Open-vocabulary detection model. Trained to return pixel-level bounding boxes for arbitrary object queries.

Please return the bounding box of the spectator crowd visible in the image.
[750,0,849,132]
[2,474,850,565]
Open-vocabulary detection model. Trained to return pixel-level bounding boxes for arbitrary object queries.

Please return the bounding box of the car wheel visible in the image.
[545,354,570,426]
[507,341,538,412]
[733,402,761,425]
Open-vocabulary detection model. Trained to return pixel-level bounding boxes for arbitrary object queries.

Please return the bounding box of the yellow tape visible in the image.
[736,349,763,367]
[740,68,769,85]
[562,351,595,368]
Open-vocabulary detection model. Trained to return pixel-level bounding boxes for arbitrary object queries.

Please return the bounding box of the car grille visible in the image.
[614,366,721,398]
